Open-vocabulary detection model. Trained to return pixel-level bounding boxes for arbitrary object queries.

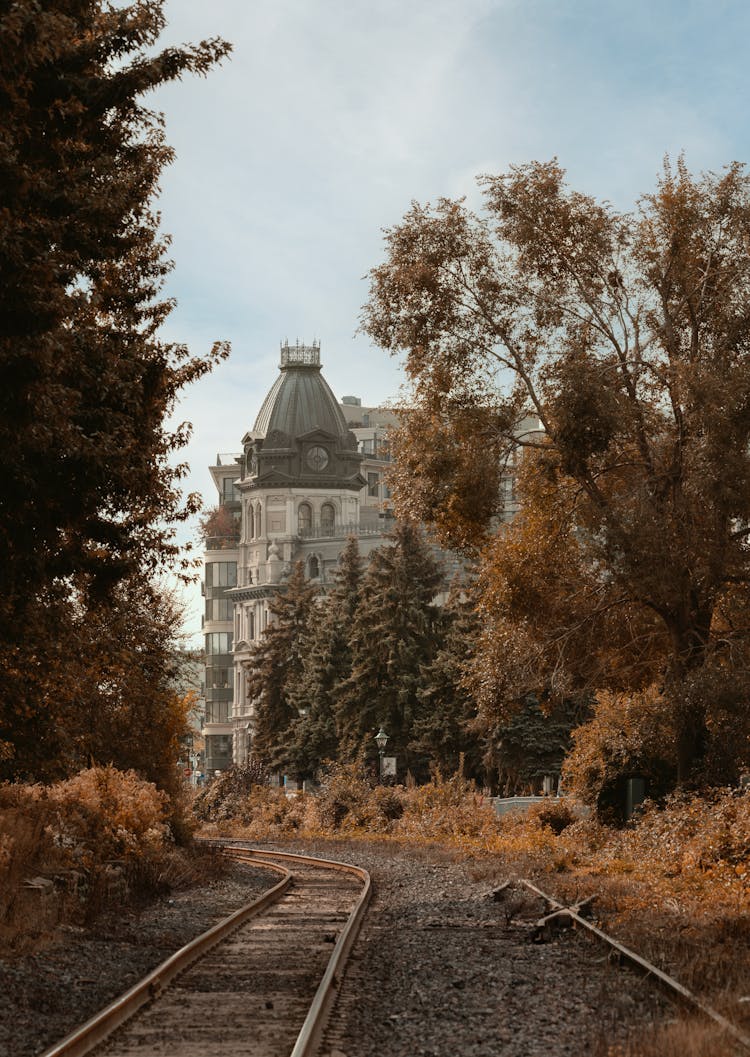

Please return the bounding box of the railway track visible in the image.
[39,844,371,1057]
[31,841,749,1057]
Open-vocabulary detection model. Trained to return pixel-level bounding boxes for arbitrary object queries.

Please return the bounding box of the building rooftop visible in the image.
[251,341,352,444]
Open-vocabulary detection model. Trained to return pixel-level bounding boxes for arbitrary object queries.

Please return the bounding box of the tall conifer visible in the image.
[412,582,484,781]
[335,522,443,777]
[246,563,317,774]
[286,536,363,777]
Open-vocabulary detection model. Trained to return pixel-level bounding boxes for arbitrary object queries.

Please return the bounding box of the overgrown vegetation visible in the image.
[197,764,750,1051]
[0,767,224,953]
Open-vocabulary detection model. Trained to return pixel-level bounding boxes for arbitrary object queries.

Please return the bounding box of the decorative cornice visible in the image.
[228,585,279,601]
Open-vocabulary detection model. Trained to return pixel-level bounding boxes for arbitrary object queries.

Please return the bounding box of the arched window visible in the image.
[320,503,335,535]
[247,503,254,539]
[254,502,262,538]
[308,555,319,579]
[298,502,312,535]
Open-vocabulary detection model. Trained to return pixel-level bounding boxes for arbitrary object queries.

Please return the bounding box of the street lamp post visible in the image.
[374,727,388,782]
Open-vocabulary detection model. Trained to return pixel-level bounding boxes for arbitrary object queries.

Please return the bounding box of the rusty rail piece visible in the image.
[38,855,291,1057]
[519,877,750,1052]
[39,843,371,1057]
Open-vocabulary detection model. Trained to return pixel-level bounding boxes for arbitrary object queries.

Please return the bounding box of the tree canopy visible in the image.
[0,1,230,779]
[363,158,750,784]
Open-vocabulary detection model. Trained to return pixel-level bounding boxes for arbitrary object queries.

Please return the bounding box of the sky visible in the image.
[149,0,750,640]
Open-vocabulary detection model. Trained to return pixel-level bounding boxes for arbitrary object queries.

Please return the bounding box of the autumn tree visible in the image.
[246,563,318,775]
[2,572,194,801]
[0,2,230,777]
[335,522,443,777]
[199,505,241,549]
[363,157,750,784]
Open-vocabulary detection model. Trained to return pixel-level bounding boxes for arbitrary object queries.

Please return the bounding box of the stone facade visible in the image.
[203,342,394,771]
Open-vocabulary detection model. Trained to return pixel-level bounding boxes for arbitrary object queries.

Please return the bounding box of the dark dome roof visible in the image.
[252,342,350,442]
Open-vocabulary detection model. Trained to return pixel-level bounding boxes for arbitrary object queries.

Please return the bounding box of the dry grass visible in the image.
[601,1016,742,1057]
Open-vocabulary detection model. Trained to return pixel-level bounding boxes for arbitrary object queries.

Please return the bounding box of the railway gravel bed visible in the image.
[2,838,677,1057]
[0,864,272,1057]
[254,838,673,1057]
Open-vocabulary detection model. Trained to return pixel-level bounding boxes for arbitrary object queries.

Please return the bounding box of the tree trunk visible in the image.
[675,709,709,786]
[669,608,713,785]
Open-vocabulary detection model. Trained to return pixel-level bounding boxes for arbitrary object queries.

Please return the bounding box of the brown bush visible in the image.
[531,798,577,835]
[0,767,195,949]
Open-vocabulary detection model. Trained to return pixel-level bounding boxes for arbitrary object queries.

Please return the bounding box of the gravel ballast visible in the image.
[263,839,672,1057]
[0,865,273,1057]
[0,839,672,1057]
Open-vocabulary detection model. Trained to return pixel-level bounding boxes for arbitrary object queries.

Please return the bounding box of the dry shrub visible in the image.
[0,794,60,950]
[193,759,269,823]
[530,797,577,834]
[215,785,309,839]
[394,772,497,844]
[0,766,191,949]
[604,1015,739,1057]
[47,766,170,862]
[578,788,750,894]
[562,685,676,822]
[314,762,378,832]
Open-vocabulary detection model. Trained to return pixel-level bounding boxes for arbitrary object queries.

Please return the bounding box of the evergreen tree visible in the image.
[492,694,591,796]
[286,536,363,778]
[411,582,484,782]
[335,523,443,778]
[0,2,230,777]
[246,563,317,775]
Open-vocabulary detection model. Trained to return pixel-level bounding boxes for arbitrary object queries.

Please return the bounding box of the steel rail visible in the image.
[520,877,750,1052]
[39,842,371,1057]
[218,845,373,1057]
[37,857,291,1057]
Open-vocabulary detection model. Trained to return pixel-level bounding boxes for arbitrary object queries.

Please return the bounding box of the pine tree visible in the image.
[492,694,591,796]
[335,523,443,778]
[286,536,364,777]
[411,582,484,781]
[0,2,230,778]
[246,563,318,775]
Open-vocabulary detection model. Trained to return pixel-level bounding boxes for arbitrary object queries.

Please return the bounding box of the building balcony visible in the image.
[297,521,390,541]
[204,535,240,551]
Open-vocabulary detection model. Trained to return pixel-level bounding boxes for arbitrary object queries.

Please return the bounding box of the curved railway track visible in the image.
[32,841,749,1057]
[39,845,370,1057]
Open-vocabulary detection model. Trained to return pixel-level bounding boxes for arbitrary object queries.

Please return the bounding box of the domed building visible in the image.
[202,341,398,773]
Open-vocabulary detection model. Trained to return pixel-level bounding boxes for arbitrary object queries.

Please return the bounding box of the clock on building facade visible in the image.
[306,445,329,471]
